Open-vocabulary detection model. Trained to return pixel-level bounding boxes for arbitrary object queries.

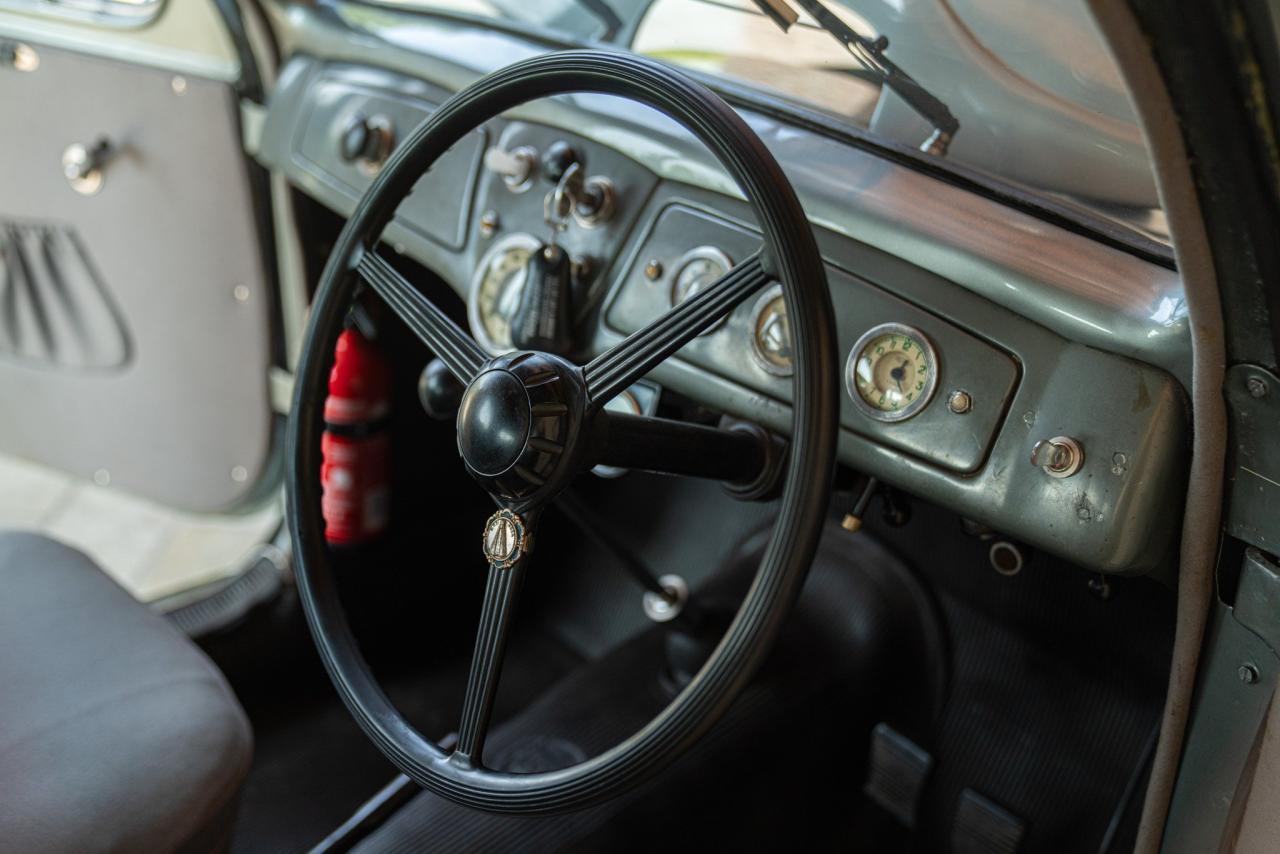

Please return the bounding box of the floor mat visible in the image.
[353,524,933,853]
[859,495,1176,854]
[225,614,580,854]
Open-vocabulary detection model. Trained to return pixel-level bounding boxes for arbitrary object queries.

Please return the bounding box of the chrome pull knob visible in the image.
[483,144,537,191]
[1030,435,1085,478]
[62,137,112,195]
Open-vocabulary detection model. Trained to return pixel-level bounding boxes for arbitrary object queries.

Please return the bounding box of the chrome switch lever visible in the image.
[483,145,538,191]
[1030,435,1085,478]
[62,137,113,195]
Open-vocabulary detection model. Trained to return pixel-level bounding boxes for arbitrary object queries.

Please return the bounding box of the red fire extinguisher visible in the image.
[320,326,392,546]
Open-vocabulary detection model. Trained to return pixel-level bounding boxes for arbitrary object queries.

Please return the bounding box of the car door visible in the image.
[0,0,278,515]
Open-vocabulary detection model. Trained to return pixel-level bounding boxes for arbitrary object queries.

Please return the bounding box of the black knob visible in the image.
[456,369,531,476]
[455,352,581,501]
[511,243,574,355]
[541,140,579,183]
[417,357,465,420]
[340,116,372,163]
[340,114,393,165]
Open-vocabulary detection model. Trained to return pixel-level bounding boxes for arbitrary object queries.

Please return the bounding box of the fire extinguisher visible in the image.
[320,325,392,546]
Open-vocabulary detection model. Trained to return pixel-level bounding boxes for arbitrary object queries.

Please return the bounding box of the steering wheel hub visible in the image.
[457,369,531,476]
[455,351,583,501]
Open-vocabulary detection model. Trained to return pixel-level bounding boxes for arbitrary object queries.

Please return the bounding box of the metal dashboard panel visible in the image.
[604,204,1018,474]
[259,55,1190,576]
[290,66,485,251]
[590,187,1189,575]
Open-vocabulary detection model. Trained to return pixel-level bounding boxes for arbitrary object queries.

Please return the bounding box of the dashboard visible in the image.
[258,9,1191,576]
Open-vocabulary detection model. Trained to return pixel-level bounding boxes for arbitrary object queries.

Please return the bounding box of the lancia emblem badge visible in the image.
[482,509,527,569]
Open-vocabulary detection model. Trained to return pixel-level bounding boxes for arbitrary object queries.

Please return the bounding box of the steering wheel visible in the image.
[287,50,838,814]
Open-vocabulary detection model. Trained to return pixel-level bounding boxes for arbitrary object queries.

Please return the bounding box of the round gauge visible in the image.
[669,246,732,335]
[750,285,792,377]
[468,233,540,354]
[847,322,939,422]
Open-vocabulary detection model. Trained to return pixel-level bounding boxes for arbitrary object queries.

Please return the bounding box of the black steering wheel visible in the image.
[287,50,838,814]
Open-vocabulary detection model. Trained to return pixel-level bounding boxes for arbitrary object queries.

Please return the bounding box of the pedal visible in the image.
[952,788,1025,854]
[862,722,933,828]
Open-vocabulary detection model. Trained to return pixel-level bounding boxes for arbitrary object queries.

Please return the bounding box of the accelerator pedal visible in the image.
[952,788,1026,854]
[863,722,933,828]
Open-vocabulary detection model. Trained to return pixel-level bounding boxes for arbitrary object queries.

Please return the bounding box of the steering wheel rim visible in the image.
[287,50,839,814]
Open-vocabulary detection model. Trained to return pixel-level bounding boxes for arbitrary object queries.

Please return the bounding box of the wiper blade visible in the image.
[751,0,960,155]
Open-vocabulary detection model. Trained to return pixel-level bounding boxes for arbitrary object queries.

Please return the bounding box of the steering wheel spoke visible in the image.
[357,249,487,382]
[452,511,535,767]
[582,251,770,408]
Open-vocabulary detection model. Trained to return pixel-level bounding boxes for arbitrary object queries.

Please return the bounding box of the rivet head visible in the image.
[1111,452,1128,476]
[233,284,250,302]
[231,465,248,483]
[643,259,663,281]
[947,389,972,414]
[479,210,500,238]
[171,75,187,95]
[1239,663,1260,684]
[1247,376,1268,399]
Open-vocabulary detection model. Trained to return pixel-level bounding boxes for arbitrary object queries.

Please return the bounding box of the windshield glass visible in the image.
[375,0,1166,245]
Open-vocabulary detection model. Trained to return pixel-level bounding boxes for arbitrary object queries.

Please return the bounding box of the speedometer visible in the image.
[468,233,540,354]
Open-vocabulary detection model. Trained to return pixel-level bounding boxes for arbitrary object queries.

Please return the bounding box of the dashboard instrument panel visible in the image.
[257,53,1189,575]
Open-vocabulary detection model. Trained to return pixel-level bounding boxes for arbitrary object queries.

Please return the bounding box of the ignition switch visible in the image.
[1030,435,1085,478]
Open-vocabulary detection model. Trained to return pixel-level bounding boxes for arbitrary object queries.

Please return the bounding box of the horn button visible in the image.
[456,352,580,500]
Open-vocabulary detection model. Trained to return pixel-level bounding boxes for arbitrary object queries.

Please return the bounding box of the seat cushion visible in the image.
[0,531,252,854]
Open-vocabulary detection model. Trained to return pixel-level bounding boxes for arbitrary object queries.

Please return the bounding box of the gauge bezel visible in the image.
[467,231,541,355]
[669,246,733,336]
[749,284,793,377]
[846,322,940,423]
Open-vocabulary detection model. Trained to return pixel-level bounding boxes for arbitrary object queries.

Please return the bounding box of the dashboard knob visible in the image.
[339,114,394,169]
[541,140,579,183]
[483,145,538,191]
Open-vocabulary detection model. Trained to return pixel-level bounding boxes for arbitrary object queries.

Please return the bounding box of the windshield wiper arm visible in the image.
[751,0,960,155]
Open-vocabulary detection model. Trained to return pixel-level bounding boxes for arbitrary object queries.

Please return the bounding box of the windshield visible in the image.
[375,0,1166,245]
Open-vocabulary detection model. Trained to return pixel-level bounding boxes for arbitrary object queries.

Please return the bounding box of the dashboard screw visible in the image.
[479,210,500,238]
[643,259,663,281]
[1111,452,1128,476]
[947,389,972,414]
[1247,376,1268,399]
[1239,663,1260,684]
